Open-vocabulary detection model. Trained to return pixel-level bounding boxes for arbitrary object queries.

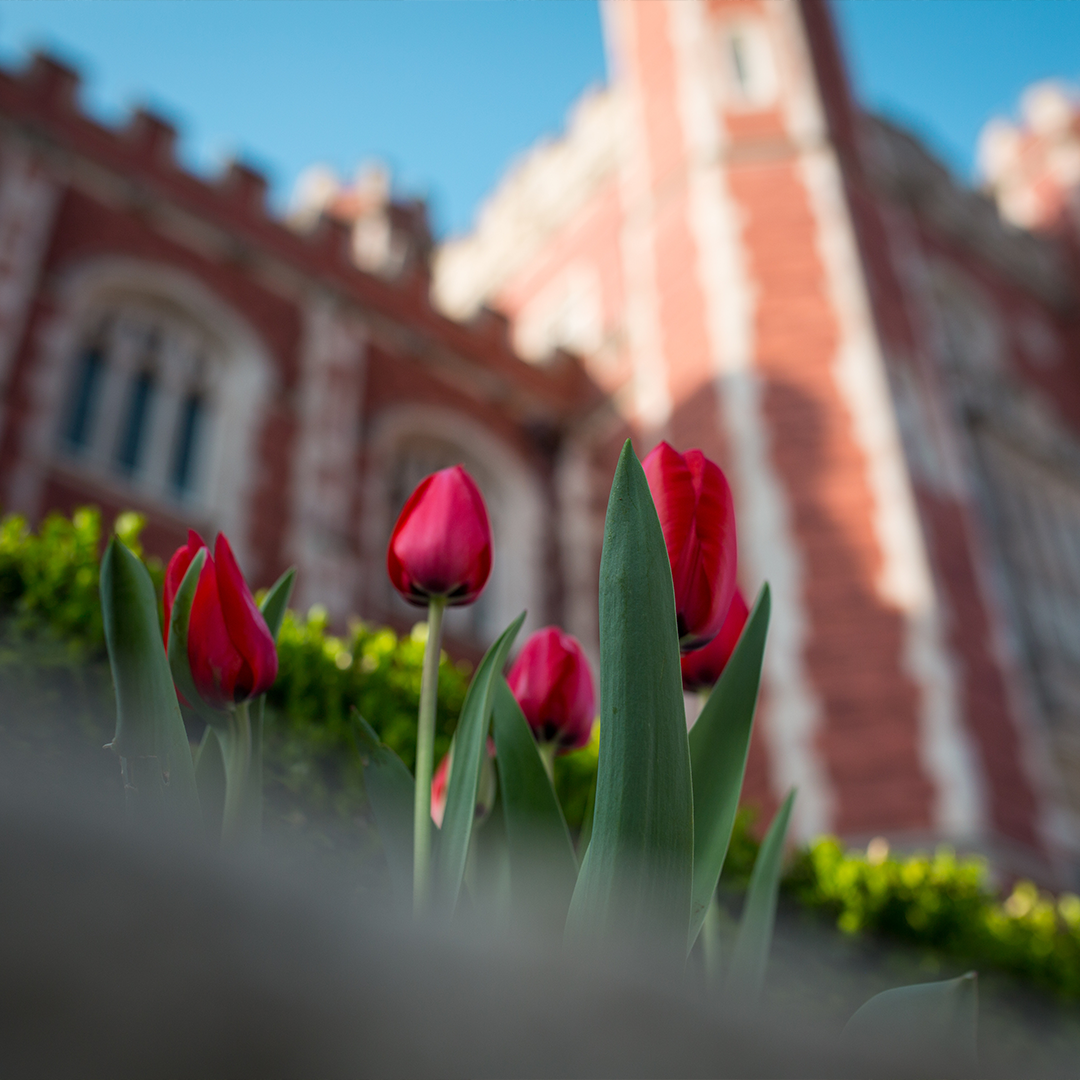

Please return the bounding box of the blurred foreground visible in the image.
[0,708,1078,1079]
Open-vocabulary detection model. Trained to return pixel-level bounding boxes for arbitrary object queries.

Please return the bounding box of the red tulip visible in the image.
[430,751,451,828]
[507,627,596,753]
[163,530,278,709]
[387,465,493,607]
[642,441,738,652]
[681,587,750,692]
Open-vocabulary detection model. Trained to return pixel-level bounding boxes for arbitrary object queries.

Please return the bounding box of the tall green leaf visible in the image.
[842,972,978,1077]
[687,584,771,950]
[166,549,228,732]
[355,712,415,902]
[243,567,296,843]
[100,536,200,829]
[724,789,795,1005]
[434,612,525,914]
[565,440,693,954]
[259,567,296,640]
[491,677,578,922]
[194,725,226,842]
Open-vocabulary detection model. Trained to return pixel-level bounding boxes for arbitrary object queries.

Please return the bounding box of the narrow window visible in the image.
[115,370,156,474]
[171,392,204,495]
[729,32,751,96]
[63,347,104,452]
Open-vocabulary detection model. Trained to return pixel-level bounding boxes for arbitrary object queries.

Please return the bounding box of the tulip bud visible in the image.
[507,626,596,753]
[163,530,278,710]
[642,441,738,652]
[681,587,749,692]
[387,465,493,608]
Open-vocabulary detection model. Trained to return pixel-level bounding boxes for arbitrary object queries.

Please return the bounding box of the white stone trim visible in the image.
[8,256,275,573]
[668,0,832,841]
[776,0,985,840]
[287,294,368,620]
[606,0,673,428]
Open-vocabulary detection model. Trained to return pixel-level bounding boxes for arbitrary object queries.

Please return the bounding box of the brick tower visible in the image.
[437,0,1080,876]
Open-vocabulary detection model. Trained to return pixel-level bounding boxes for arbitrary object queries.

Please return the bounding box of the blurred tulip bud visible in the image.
[164,530,278,709]
[507,627,596,754]
[431,737,496,827]
[642,441,737,652]
[681,587,749,692]
[387,465,492,607]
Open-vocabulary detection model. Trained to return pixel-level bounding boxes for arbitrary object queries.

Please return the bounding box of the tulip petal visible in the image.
[681,587,750,692]
[507,626,595,752]
[643,443,738,652]
[189,550,247,708]
[214,533,279,700]
[387,465,492,606]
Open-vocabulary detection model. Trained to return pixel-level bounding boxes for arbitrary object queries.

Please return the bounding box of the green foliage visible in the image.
[491,677,577,921]
[566,440,693,954]
[101,535,200,828]
[724,790,795,1003]
[788,836,1080,999]
[842,972,979,1076]
[688,584,769,948]
[0,507,158,658]
[263,606,470,822]
[553,726,599,833]
[0,507,475,832]
[435,614,524,914]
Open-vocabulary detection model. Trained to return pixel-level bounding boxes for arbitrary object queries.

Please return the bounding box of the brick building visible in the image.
[2,2,1080,879]
[435,0,1080,879]
[0,50,612,660]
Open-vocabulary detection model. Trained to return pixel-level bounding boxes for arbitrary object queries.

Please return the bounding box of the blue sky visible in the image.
[0,2,1075,237]
[834,0,1080,180]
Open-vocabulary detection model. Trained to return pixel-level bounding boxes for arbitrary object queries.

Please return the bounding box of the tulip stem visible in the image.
[221,701,252,851]
[413,596,446,914]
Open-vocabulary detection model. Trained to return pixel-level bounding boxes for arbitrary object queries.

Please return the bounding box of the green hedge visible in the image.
[6,507,1080,998]
[785,836,1080,999]
[0,507,599,832]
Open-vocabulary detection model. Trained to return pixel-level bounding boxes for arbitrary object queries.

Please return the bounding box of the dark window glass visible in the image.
[730,34,750,93]
[171,393,203,495]
[63,347,104,452]
[115,370,156,474]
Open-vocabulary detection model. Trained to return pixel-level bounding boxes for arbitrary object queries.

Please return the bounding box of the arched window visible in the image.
[56,298,218,506]
[365,406,547,649]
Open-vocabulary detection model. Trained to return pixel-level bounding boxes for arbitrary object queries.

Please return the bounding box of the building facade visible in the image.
[3,2,1080,880]
[435,0,1080,879]
[0,51,610,661]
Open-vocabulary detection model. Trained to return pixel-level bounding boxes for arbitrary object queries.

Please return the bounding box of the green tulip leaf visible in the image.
[194,725,226,842]
[464,786,512,921]
[565,440,693,954]
[100,536,200,829]
[434,611,525,915]
[687,584,771,950]
[259,566,296,641]
[842,972,978,1077]
[724,788,795,1005]
[355,711,415,902]
[491,677,578,923]
[166,549,230,731]
[241,565,295,843]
